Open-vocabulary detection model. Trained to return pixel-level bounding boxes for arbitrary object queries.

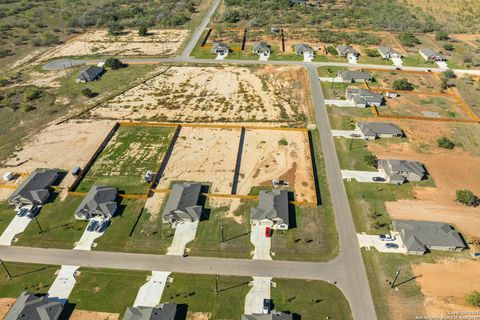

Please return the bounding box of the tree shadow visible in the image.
[218,281,250,293]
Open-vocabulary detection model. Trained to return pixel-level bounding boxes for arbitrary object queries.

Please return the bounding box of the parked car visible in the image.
[372,176,385,182]
[96,220,110,233]
[265,227,272,237]
[385,242,399,249]
[16,208,27,217]
[262,299,271,314]
[25,206,40,219]
[87,220,98,232]
[379,234,396,241]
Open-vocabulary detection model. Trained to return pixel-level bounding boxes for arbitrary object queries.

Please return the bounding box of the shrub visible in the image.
[398,32,421,47]
[224,10,241,23]
[392,78,414,91]
[108,23,125,36]
[81,88,95,98]
[443,69,456,79]
[138,25,148,36]
[466,291,480,307]
[19,103,35,112]
[364,154,378,167]
[437,136,454,149]
[24,87,43,101]
[443,43,454,51]
[364,48,380,57]
[278,138,288,146]
[104,58,125,70]
[435,30,449,41]
[456,189,478,207]
[326,46,338,55]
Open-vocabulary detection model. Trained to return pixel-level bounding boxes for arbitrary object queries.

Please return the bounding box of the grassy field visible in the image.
[401,54,438,68]
[335,138,377,171]
[0,201,15,235]
[0,262,58,298]
[78,126,174,194]
[14,195,85,249]
[162,273,249,320]
[69,268,148,314]
[272,279,352,319]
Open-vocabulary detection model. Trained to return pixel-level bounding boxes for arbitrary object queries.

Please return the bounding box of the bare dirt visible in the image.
[373,72,441,92]
[412,259,480,315]
[0,298,16,319]
[69,309,119,320]
[187,312,211,320]
[450,34,480,48]
[236,129,316,203]
[39,29,188,61]
[144,193,167,218]
[208,197,243,223]
[93,66,309,123]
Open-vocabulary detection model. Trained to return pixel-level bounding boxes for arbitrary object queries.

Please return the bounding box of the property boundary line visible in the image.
[119,121,308,132]
[362,68,436,75]
[448,89,480,123]
[375,114,477,123]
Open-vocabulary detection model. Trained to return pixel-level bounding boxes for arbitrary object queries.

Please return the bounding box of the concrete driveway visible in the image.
[357,232,406,254]
[259,53,270,61]
[331,129,363,139]
[244,276,272,315]
[0,215,32,245]
[391,57,403,67]
[73,221,107,251]
[250,225,272,260]
[324,100,353,107]
[436,61,448,69]
[166,221,199,256]
[47,265,79,301]
[348,55,358,64]
[319,77,344,83]
[303,52,313,62]
[133,271,171,307]
[341,170,387,183]
[215,53,227,60]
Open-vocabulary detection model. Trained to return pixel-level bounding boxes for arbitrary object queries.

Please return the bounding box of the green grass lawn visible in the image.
[0,262,58,298]
[162,273,250,320]
[401,54,437,68]
[357,56,394,66]
[78,126,175,194]
[0,201,15,235]
[69,268,148,314]
[318,66,346,77]
[335,138,376,171]
[14,195,86,249]
[272,279,352,319]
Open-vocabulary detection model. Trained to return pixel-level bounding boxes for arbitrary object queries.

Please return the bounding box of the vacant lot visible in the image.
[94,66,310,124]
[454,76,480,117]
[79,126,174,193]
[371,71,441,92]
[39,29,189,61]
[236,129,316,203]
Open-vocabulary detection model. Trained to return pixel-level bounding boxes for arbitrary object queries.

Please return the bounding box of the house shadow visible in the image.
[58,302,76,320]
[175,304,188,320]
[52,171,67,187]
[199,185,211,221]
[114,200,128,218]
[287,191,297,229]
[46,191,60,205]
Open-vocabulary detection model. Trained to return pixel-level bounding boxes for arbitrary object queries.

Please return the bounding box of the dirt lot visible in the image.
[0,298,16,319]
[70,310,119,320]
[38,29,188,61]
[412,260,480,315]
[93,66,310,123]
[157,127,240,194]
[371,71,441,92]
[236,129,316,203]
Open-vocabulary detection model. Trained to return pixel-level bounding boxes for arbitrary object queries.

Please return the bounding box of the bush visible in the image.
[392,78,414,91]
[364,48,380,57]
[398,32,421,47]
[278,138,288,146]
[456,189,478,207]
[443,69,456,79]
[81,88,95,98]
[364,154,378,167]
[104,58,125,70]
[108,23,125,36]
[224,10,241,23]
[326,46,338,55]
[443,43,454,51]
[466,291,480,307]
[435,30,449,41]
[437,136,454,149]
[138,25,148,36]
[24,87,43,101]
[19,103,35,112]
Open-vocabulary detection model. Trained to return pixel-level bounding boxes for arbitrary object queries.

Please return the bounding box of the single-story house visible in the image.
[419,48,446,62]
[378,159,427,184]
[124,303,177,320]
[4,291,64,320]
[378,47,402,59]
[356,122,404,140]
[337,70,373,83]
[253,42,271,55]
[242,312,293,320]
[74,185,118,220]
[345,88,384,108]
[76,66,104,83]
[211,42,229,54]
[162,182,203,224]
[393,220,465,255]
[289,0,307,4]
[336,45,360,58]
[8,168,58,208]
[294,43,314,56]
[250,189,290,230]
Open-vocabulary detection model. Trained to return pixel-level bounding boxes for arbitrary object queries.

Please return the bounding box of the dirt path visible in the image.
[69,309,119,320]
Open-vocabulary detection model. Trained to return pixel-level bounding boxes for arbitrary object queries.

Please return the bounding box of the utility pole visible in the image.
[391,268,401,288]
[0,258,12,280]
[33,216,43,234]
[215,274,219,294]
[220,217,225,243]
[349,137,354,151]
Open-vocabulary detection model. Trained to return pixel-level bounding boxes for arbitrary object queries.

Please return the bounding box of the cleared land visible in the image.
[93,66,310,124]
[370,71,442,93]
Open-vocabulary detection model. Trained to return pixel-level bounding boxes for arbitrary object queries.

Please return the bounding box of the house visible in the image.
[289,0,307,5]
[8,168,58,208]
[336,45,360,58]
[377,159,427,184]
[345,88,384,108]
[419,48,446,62]
[253,42,271,55]
[241,312,293,320]
[393,220,465,255]
[74,185,118,220]
[294,43,314,56]
[124,303,177,320]
[211,42,229,55]
[250,189,290,230]
[337,70,373,83]
[162,182,203,224]
[4,291,64,320]
[378,47,401,59]
[356,122,404,140]
[76,66,104,83]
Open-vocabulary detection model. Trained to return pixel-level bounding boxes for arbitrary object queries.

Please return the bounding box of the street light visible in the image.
[391,268,401,288]
[220,217,225,243]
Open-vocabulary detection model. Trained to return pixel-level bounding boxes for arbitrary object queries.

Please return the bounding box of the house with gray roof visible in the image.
[250,189,290,230]
[76,66,104,83]
[419,48,446,62]
[336,45,360,58]
[378,159,427,184]
[393,220,465,255]
[74,185,118,220]
[356,122,404,140]
[378,47,401,59]
[242,312,293,320]
[4,291,64,320]
[337,70,373,83]
[252,42,271,55]
[294,43,314,56]
[211,42,229,54]
[346,88,384,108]
[8,169,58,208]
[124,303,177,320]
[162,183,203,224]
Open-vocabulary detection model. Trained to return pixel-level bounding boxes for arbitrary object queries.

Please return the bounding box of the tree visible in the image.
[456,189,478,207]
[443,43,454,51]
[466,291,480,307]
[326,46,338,55]
[392,78,414,91]
[364,48,380,57]
[437,136,454,149]
[24,87,43,101]
[435,30,449,41]
[398,32,421,47]
[138,25,148,36]
[108,23,125,36]
[443,69,456,79]
[81,88,95,98]
[364,154,378,167]
[223,10,240,23]
[440,77,449,90]
[104,58,125,70]
[463,56,473,66]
